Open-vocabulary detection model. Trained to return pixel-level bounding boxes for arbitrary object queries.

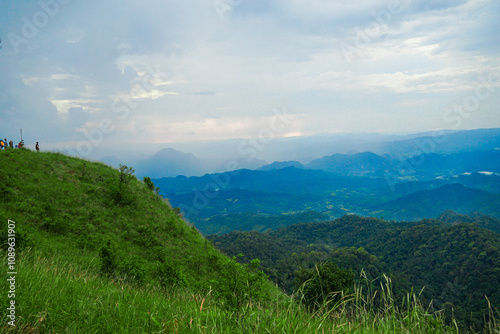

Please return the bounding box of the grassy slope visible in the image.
[0,148,228,288]
[0,149,271,332]
[0,149,489,333]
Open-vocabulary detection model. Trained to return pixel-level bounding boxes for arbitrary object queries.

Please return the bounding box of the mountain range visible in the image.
[101,127,500,178]
[153,148,500,223]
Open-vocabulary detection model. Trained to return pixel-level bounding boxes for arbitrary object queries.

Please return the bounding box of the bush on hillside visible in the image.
[295,261,354,310]
[211,255,269,311]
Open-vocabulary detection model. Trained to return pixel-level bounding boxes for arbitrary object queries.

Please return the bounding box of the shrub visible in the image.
[156,261,187,288]
[99,240,117,276]
[211,255,269,311]
[295,261,354,310]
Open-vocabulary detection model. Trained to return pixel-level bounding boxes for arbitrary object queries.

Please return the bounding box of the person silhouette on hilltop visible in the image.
[36,142,40,152]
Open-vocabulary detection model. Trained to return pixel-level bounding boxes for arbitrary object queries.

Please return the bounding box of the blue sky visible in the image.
[1,0,499,156]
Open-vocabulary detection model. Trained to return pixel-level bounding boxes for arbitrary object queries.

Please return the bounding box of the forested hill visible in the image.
[436,210,500,234]
[209,214,500,330]
[373,183,500,221]
[195,210,329,235]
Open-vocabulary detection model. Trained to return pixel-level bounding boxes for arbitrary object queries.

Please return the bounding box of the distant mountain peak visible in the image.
[135,147,204,178]
[152,147,198,159]
[260,161,305,171]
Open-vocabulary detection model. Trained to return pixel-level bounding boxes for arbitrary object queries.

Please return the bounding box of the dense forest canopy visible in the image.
[209,214,500,330]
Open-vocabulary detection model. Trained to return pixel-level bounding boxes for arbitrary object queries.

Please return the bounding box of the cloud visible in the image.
[0,0,498,157]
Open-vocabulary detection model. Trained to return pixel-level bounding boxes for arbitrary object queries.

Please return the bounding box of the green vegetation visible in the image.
[0,149,271,331]
[210,215,500,331]
[0,149,498,333]
[193,211,329,235]
[295,262,354,310]
[1,250,469,333]
[373,183,500,221]
[154,164,500,222]
[0,149,266,293]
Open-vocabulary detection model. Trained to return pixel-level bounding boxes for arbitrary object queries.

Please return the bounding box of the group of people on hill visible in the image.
[0,138,39,151]
[0,138,16,149]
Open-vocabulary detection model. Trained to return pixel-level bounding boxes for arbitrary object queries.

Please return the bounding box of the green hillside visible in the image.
[0,149,496,333]
[0,148,240,289]
[0,149,272,332]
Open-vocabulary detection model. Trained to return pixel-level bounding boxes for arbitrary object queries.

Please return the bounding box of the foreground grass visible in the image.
[2,250,493,334]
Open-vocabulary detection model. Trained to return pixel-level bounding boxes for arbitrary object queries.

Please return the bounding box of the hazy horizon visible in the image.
[87,127,500,178]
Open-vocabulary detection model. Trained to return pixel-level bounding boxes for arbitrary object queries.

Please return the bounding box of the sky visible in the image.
[0,0,499,160]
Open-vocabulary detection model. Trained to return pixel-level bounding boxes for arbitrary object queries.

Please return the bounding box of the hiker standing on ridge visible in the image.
[36,142,40,152]
[9,140,13,148]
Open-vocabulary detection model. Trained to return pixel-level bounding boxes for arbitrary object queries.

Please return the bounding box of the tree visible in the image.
[110,164,136,205]
[143,176,161,197]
